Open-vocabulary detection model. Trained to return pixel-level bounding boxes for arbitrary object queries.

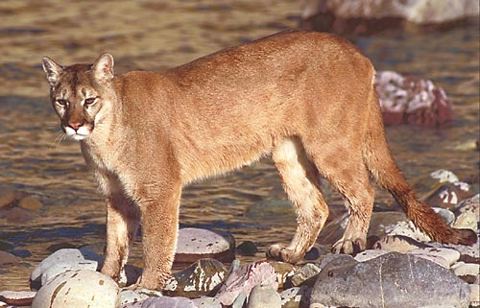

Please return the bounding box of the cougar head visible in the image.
[42,54,115,141]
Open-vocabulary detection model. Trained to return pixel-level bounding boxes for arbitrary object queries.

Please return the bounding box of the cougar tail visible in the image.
[362,84,477,246]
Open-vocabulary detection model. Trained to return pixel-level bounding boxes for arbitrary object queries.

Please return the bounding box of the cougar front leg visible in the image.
[136,180,182,290]
[101,194,139,281]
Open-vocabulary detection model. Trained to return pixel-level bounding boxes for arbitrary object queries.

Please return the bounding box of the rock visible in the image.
[231,292,247,308]
[424,182,471,210]
[175,228,235,263]
[30,248,100,290]
[367,211,409,239]
[470,284,480,306]
[452,262,480,277]
[268,261,295,287]
[375,71,454,127]
[41,259,98,286]
[280,286,310,308]
[163,258,226,298]
[290,263,321,287]
[11,249,32,258]
[0,250,20,266]
[0,206,34,223]
[310,252,470,307]
[432,207,455,225]
[430,169,460,184]
[120,264,143,287]
[0,240,14,251]
[215,261,278,306]
[119,290,150,307]
[191,296,222,308]
[384,220,432,242]
[140,296,196,308]
[372,235,429,253]
[454,212,478,231]
[0,189,17,209]
[32,269,119,308]
[410,247,460,268]
[18,196,43,211]
[236,241,258,256]
[316,253,358,270]
[354,249,389,262]
[247,285,281,308]
[454,194,479,215]
[301,0,479,32]
[0,291,36,306]
[302,243,330,262]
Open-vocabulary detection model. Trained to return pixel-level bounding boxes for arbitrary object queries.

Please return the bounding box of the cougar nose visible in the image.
[68,121,84,131]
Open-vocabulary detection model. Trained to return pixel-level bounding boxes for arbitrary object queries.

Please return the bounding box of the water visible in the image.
[0,1,478,290]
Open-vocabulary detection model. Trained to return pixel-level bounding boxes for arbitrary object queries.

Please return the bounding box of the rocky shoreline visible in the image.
[0,169,479,308]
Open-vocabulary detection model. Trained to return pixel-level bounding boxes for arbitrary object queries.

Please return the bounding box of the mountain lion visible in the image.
[42,31,476,290]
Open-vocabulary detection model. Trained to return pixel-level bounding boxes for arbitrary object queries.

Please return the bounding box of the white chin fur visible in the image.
[64,126,90,141]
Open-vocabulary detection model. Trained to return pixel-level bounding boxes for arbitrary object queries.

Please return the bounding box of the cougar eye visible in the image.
[56,99,68,108]
[84,97,97,106]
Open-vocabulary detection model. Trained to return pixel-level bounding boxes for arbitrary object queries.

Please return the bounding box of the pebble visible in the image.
[430,169,459,183]
[354,249,389,262]
[31,269,119,308]
[0,250,20,266]
[289,263,321,287]
[372,235,428,253]
[30,248,100,290]
[119,290,150,307]
[0,291,36,306]
[0,207,34,223]
[164,258,226,298]
[432,207,455,225]
[310,252,470,307]
[0,190,17,209]
[236,241,258,256]
[410,247,460,268]
[384,220,432,242]
[18,196,43,211]
[215,261,278,306]
[268,261,295,287]
[453,211,478,231]
[302,243,330,262]
[191,296,222,308]
[451,262,480,277]
[247,285,281,308]
[139,296,196,308]
[454,194,479,215]
[424,182,471,210]
[280,286,310,308]
[41,259,98,286]
[175,228,235,263]
[470,284,480,306]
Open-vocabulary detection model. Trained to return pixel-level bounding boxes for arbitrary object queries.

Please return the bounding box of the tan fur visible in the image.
[42,30,477,290]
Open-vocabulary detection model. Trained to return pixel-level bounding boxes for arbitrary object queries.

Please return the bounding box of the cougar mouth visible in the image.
[63,124,93,141]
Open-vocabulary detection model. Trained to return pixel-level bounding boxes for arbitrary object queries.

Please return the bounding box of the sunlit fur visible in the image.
[42,30,477,290]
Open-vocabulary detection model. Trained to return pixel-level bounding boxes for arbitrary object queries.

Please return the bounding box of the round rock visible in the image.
[0,291,36,306]
[18,196,43,211]
[175,228,235,263]
[32,269,119,308]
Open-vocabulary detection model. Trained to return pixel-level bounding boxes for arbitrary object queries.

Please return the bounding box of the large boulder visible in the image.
[310,252,471,307]
[301,0,479,32]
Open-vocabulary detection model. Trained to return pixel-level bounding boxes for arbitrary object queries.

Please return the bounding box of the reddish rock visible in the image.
[0,250,20,266]
[375,71,453,127]
[0,190,17,209]
[18,196,43,211]
[0,291,36,306]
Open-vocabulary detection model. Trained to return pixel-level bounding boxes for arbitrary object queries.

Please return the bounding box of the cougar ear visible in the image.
[93,53,114,82]
[42,56,64,87]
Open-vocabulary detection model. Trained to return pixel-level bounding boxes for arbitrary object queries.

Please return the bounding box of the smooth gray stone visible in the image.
[310,252,470,308]
[140,296,196,308]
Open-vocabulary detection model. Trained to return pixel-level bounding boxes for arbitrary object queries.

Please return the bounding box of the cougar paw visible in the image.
[332,238,366,255]
[266,243,303,263]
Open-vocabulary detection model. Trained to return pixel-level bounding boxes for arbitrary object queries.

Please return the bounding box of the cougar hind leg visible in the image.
[303,140,375,254]
[267,137,329,263]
